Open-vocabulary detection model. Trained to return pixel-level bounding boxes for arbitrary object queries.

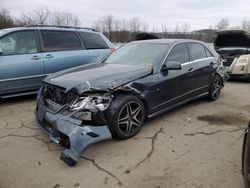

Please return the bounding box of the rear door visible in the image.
[40,30,87,74]
[0,30,45,95]
[187,42,215,93]
[77,31,112,62]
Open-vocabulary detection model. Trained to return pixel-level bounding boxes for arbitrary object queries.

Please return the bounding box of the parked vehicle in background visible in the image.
[0,25,114,98]
[214,30,250,80]
[242,122,250,188]
[113,43,125,50]
[35,39,229,165]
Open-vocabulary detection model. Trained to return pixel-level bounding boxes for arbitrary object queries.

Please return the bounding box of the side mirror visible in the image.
[162,61,182,71]
[0,47,3,55]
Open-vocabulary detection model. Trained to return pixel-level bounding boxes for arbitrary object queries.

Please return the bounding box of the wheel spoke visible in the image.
[126,122,132,135]
[131,119,141,127]
[132,106,142,116]
[119,119,129,125]
[119,113,129,122]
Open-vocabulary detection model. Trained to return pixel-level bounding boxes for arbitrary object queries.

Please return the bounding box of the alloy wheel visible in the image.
[212,77,222,99]
[118,102,143,136]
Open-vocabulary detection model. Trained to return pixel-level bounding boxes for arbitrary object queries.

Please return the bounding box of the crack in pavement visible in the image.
[184,128,243,136]
[0,121,38,131]
[126,127,165,173]
[0,131,60,152]
[175,150,191,160]
[80,156,122,186]
[0,120,60,151]
[228,132,245,147]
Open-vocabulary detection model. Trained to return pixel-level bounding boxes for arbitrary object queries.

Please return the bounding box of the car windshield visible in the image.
[105,43,169,67]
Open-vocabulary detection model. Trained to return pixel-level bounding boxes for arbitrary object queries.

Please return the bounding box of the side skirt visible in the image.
[147,92,209,119]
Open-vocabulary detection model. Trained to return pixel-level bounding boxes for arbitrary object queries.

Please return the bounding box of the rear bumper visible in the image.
[35,104,112,166]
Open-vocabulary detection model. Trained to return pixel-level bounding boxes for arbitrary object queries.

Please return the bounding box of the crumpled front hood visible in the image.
[44,63,153,94]
[213,30,250,49]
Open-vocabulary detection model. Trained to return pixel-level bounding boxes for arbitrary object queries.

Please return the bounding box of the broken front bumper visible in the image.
[35,104,112,166]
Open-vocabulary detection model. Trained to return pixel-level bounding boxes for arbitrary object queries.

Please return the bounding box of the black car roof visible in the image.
[132,39,207,46]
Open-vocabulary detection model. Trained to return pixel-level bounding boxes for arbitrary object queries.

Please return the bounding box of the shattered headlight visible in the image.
[70,93,111,111]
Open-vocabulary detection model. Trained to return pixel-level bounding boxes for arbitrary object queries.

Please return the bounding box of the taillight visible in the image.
[111,48,116,53]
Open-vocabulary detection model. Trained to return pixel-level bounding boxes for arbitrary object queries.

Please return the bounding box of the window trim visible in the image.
[38,29,84,52]
[0,29,40,56]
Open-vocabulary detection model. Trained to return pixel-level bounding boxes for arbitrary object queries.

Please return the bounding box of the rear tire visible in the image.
[109,95,145,139]
[208,75,222,101]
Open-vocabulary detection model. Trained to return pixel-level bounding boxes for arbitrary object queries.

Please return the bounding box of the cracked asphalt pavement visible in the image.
[0,81,249,188]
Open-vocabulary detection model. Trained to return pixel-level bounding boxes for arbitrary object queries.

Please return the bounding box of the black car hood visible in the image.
[213,30,250,49]
[44,63,153,94]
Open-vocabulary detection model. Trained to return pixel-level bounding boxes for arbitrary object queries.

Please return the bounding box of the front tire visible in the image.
[208,75,223,101]
[109,95,145,139]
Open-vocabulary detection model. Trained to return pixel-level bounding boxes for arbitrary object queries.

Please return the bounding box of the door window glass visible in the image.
[205,48,214,57]
[78,32,109,49]
[189,43,207,60]
[167,43,189,63]
[0,31,38,55]
[41,30,81,52]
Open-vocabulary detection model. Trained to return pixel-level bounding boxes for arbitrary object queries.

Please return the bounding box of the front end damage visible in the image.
[35,80,142,166]
[35,83,115,166]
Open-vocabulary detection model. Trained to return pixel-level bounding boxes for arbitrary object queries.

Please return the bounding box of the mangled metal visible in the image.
[35,64,148,166]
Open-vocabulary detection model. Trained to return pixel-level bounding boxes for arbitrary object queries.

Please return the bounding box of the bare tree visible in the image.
[93,19,103,31]
[93,14,114,40]
[113,18,122,42]
[50,12,80,26]
[0,9,15,29]
[216,18,230,30]
[161,24,168,33]
[104,14,114,40]
[242,19,250,31]
[20,6,51,25]
[129,17,144,40]
[181,22,191,33]
[129,17,141,33]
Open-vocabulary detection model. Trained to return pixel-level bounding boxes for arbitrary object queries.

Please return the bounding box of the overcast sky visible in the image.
[2,0,250,31]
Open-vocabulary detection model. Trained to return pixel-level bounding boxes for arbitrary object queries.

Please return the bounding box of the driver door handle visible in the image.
[45,54,54,59]
[31,55,41,60]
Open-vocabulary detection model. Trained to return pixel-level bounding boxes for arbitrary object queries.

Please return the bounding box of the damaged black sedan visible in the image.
[35,39,229,165]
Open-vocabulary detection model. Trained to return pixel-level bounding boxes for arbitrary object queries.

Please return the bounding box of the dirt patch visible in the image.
[242,105,250,112]
[197,112,248,126]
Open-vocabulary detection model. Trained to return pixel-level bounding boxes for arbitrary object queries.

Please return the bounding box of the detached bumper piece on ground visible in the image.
[35,99,112,166]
